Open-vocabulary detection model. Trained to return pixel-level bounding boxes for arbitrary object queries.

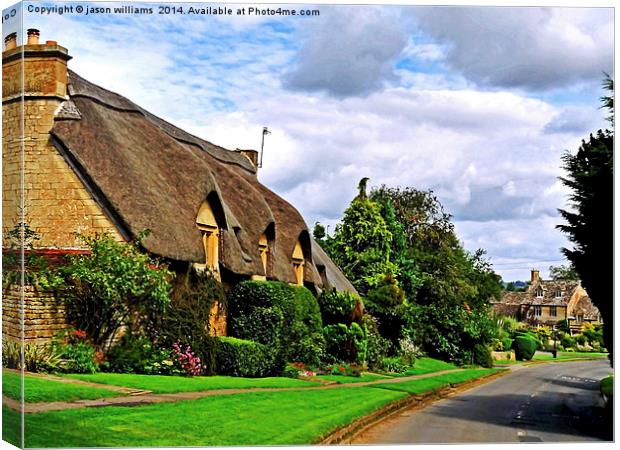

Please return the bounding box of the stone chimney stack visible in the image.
[2,31,72,244]
[26,28,40,45]
[531,269,540,283]
[4,32,16,51]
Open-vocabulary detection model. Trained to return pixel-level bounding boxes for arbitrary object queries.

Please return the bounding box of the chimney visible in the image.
[531,269,540,283]
[4,33,16,51]
[26,28,40,45]
[236,149,259,170]
[3,30,71,101]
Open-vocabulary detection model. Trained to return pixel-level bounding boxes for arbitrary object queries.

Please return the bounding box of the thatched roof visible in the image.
[50,70,356,294]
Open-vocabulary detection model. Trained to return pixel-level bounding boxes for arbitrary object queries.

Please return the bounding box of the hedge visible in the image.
[215,337,273,378]
[227,281,325,368]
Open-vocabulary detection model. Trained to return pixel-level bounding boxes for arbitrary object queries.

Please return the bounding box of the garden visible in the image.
[2,182,607,446]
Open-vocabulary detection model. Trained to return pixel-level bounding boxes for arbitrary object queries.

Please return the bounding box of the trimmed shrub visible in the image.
[513,335,537,361]
[227,281,324,368]
[215,337,273,378]
[473,344,493,368]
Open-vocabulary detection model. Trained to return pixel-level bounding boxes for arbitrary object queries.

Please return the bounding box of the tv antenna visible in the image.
[259,126,271,168]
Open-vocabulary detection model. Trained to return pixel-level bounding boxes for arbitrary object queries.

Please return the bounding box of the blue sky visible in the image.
[3,0,614,281]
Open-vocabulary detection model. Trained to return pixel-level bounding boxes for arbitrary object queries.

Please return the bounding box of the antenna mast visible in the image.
[259,126,271,168]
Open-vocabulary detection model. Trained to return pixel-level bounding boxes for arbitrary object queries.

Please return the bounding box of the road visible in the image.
[353,359,613,444]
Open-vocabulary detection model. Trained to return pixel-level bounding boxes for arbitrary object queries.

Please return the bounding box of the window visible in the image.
[550,306,557,317]
[536,287,544,298]
[554,289,562,298]
[196,200,220,273]
[292,240,305,286]
[259,233,269,275]
[533,305,542,317]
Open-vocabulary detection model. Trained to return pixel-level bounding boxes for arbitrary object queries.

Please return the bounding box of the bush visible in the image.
[501,338,514,351]
[215,337,273,377]
[473,344,493,368]
[63,233,172,351]
[2,338,62,373]
[323,322,367,365]
[575,334,588,345]
[228,281,324,367]
[317,289,360,325]
[513,335,537,361]
[363,314,391,370]
[561,333,576,349]
[56,342,100,373]
[379,356,408,374]
[157,269,224,375]
[105,335,178,375]
[398,337,423,365]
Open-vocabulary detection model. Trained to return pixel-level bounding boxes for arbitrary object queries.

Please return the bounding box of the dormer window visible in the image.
[195,198,222,274]
[292,240,304,286]
[554,289,562,298]
[259,233,269,275]
[536,287,544,298]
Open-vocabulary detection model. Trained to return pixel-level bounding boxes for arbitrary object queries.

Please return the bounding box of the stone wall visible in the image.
[2,44,123,249]
[2,284,68,343]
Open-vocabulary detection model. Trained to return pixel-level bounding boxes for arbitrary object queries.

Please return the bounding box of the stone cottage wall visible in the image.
[2,44,123,249]
[2,284,68,344]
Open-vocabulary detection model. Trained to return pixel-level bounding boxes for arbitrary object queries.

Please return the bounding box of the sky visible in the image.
[2,0,614,281]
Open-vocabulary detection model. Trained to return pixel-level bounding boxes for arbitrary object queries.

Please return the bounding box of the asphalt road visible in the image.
[353,359,613,444]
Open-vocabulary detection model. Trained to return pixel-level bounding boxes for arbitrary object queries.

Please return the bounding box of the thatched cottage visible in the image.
[2,30,355,343]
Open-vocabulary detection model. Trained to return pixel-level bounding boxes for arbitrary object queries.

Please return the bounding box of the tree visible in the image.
[557,75,613,362]
[328,178,398,294]
[548,264,579,280]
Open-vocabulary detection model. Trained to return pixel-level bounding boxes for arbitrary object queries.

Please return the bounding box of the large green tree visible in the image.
[557,76,614,362]
[329,179,398,295]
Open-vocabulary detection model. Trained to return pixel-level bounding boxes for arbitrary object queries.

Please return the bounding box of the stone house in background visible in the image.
[492,269,601,334]
[2,29,355,344]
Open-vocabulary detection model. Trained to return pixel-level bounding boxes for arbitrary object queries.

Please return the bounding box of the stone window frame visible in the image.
[533,305,542,317]
[536,287,544,298]
[549,306,557,317]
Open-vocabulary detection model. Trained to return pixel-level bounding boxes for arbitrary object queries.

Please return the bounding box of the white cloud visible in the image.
[283,6,408,97]
[412,6,614,90]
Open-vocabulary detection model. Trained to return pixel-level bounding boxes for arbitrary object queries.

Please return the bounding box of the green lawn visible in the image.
[533,351,608,361]
[64,373,319,393]
[402,357,458,376]
[2,372,122,403]
[600,375,613,398]
[2,405,21,448]
[9,388,407,447]
[372,368,502,395]
[312,373,392,384]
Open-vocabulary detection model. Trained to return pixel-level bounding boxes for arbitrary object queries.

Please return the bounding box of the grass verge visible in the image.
[371,368,502,395]
[63,373,319,393]
[312,373,391,384]
[2,371,122,403]
[600,375,613,398]
[534,351,608,361]
[11,388,407,447]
